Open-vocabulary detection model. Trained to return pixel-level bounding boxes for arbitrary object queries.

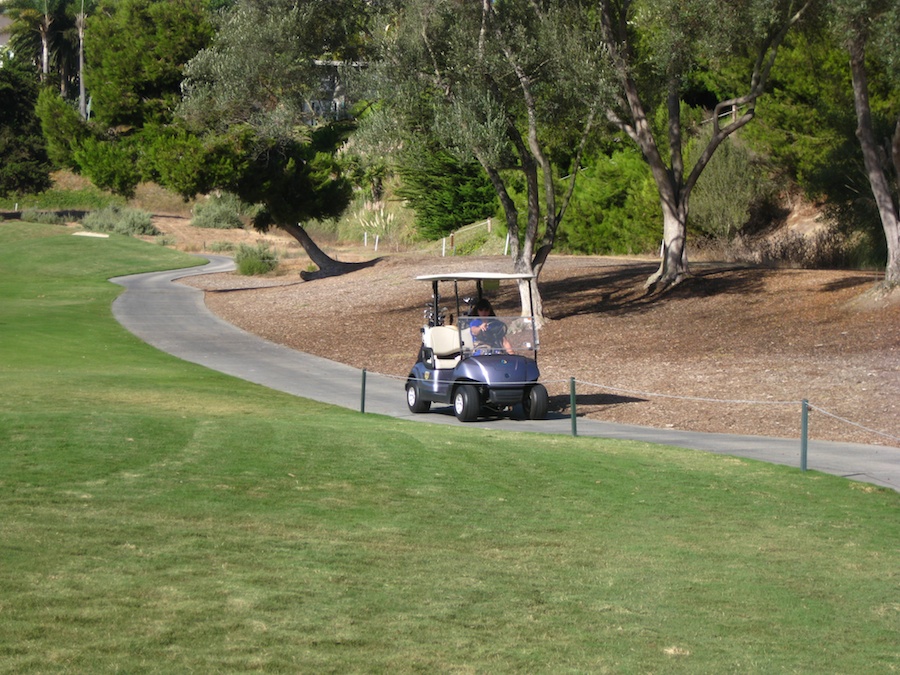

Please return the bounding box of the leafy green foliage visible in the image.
[558,150,663,255]
[0,53,52,197]
[234,242,278,275]
[139,124,251,199]
[173,2,357,232]
[395,145,498,239]
[87,0,214,129]
[34,88,89,170]
[0,182,123,211]
[736,35,856,193]
[80,204,159,236]
[239,136,353,230]
[73,136,141,198]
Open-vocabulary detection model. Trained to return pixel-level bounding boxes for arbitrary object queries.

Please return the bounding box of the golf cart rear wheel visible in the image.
[524,384,549,420]
[406,381,431,413]
[454,384,480,422]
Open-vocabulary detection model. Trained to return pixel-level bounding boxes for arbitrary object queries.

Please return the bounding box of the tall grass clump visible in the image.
[191,193,247,230]
[234,242,278,275]
[81,205,159,237]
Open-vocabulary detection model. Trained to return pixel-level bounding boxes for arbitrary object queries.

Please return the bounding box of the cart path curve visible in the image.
[110,256,900,492]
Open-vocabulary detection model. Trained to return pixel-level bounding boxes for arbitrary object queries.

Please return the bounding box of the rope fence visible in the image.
[360,370,900,471]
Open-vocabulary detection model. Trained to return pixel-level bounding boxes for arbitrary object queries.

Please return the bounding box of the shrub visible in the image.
[81,205,159,236]
[20,210,67,225]
[688,132,777,241]
[558,148,662,255]
[235,242,278,275]
[191,193,246,229]
[0,55,53,198]
[73,137,141,199]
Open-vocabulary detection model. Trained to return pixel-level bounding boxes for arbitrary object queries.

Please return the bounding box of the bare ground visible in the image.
[155,216,900,447]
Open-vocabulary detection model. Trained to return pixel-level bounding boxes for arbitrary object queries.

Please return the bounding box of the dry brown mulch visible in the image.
[178,244,900,447]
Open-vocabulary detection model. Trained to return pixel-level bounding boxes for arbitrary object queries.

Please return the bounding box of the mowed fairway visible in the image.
[1,222,898,673]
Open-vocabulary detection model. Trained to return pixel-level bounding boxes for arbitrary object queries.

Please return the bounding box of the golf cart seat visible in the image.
[424,326,472,369]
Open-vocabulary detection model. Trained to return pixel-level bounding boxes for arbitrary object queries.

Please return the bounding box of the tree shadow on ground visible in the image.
[549,392,647,413]
[820,274,882,293]
[541,262,768,320]
[299,257,383,281]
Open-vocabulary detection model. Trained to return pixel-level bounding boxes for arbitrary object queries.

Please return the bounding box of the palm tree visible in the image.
[1,0,69,87]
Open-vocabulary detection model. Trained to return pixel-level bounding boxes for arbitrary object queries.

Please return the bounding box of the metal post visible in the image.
[570,377,577,437]
[800,399,808,471]
[360,369,367,414]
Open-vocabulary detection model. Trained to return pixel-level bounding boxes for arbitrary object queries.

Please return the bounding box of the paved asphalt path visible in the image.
[111,256,900,493]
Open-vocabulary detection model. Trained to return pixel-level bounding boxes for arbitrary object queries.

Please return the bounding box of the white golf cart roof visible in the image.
[416,272,535,282]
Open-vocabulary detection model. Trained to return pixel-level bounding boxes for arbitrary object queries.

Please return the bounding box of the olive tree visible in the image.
[830,0,900,287]
[176,0,374,279]
[364,0,600,320]
[589,0,813,288]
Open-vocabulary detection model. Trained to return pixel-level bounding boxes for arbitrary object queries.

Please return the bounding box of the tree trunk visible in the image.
[849,40,900,287]
[642,173,690,289]
[481,161,548,323]
[890,120,900,286]
[78,12,87,120]
[279,222,379,281]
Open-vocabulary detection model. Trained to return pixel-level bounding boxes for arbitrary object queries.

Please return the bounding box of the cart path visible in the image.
[111,256,900,492]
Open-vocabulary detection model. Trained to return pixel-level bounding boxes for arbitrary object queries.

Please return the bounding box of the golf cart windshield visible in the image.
[416,272,540,360]
[459,314,538,357]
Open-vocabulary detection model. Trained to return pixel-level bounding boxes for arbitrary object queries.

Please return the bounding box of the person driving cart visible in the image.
[469,299,514,355]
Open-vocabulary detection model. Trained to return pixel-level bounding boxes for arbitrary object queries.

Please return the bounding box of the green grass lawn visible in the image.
[1,221,898,673]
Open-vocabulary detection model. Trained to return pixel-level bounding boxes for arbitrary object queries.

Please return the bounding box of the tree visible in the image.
[0,50,52,197]
[2,0,97,109]
[1,0,67,87]
[175,0,371,278]
[74,0,96,119]
[395,140,498,240]
[34,86,87,168]
[829,0,900,287]
[87,0,214,129]
[588,0,813,288]
[366,0,600,319]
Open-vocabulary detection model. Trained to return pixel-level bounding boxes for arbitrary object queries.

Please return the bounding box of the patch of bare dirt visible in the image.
[159,217,900,447]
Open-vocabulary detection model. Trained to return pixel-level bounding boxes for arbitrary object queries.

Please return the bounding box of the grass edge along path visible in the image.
[1,222,898,673]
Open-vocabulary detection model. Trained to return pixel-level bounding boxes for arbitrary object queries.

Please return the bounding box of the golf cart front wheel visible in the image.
[524,384,549,420]
[406,381,431,413]
[453,384,480,422]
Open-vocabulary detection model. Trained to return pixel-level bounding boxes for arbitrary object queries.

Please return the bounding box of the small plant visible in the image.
[155,236,176,247]
[81,205,159,237]
[191,193,246,230]
[235,242,278,276]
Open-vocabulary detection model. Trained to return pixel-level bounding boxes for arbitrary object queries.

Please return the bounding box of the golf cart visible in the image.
[405,272,549,422]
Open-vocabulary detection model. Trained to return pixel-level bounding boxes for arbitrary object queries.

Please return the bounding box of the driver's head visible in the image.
[474,299,495,316]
